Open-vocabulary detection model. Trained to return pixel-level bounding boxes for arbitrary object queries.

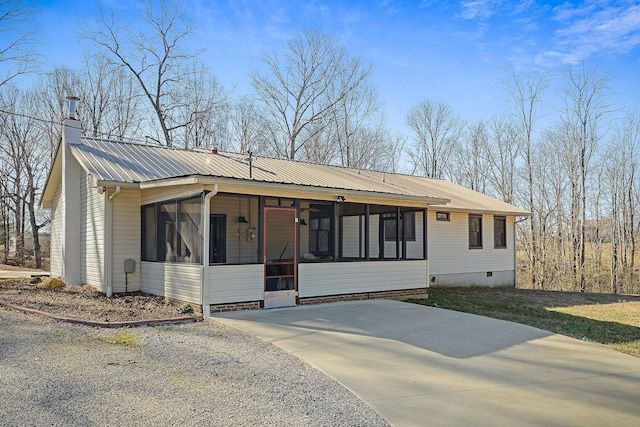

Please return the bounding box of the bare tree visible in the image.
[177,61,230,149]
[67,54,147,141]
[0,0,37,87]
[484,117,521,203]
[33,66,77,158]
[342,126,405,172]
[85,0,207,147]
[453,120,488,192]
[502,67,548,288]
[230,96,272,155]
[604,114,639,294]
[299,123,341,165]
[559,61,611,292]
[405,100,464,179]
[328,79,385,168]
[0,86,49,268]
[0,147,11,262]
[250,29,373,160]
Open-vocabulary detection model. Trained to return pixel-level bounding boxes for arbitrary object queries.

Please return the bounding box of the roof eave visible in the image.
[97,174,451,206]
[39,141,62,210]
[430,205,532,216]
[200,176,451,206]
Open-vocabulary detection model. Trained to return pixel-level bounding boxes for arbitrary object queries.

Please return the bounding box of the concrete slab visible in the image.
[212,299,640,426]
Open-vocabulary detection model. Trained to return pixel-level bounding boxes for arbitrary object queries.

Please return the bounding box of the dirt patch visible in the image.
[0,263,44,272]
[0,278,191,323]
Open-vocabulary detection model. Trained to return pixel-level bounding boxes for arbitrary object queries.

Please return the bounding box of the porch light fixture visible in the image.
[300,219,308,226]
[337,195,345,203]
[238,216,249,223]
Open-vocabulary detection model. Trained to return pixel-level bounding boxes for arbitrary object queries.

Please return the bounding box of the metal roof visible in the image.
[69,138,530,215]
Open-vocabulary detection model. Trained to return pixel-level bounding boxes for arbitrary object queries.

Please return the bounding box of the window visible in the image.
[469,214,483,249]
[309,203,333,257]
[383,213,397,241]
[141,195,202,263]
[436,212,450,221]
[384,212,415,242]
[494,216,507,248]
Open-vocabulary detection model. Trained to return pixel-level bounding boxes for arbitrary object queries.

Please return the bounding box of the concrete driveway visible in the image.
[213,299,640,426]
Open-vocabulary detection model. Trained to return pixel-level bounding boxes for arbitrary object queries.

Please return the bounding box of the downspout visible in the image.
[105,186,121,297]
[513,217,517,287]
[425,207,429,290]
[201,184,219,316]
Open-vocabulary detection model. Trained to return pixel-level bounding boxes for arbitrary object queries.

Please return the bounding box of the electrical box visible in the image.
[124,259,136,273]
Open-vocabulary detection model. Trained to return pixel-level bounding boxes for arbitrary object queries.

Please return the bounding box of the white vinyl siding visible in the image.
[298,260,427,298]
[111,189,141,292]
[49,181,63,278]
[433,270,515,287]
[428,211,515,276]
[140,261,202,304]
[207,264,264,304]
[80,174,104,287]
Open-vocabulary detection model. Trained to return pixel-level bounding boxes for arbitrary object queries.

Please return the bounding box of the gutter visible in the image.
[104,186,121,297]
[201,184,219,316]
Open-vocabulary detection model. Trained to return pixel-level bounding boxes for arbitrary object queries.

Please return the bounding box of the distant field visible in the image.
[405,287,640,358]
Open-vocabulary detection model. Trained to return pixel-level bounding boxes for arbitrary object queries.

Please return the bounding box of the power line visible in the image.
[0,108,154,146]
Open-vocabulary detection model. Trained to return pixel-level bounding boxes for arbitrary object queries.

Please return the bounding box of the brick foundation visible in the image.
[209,301,261,313]
[205,288,427,313]
[298,287,428,305]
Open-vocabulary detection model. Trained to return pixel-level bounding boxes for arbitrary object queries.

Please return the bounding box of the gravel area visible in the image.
[0,308,389,426]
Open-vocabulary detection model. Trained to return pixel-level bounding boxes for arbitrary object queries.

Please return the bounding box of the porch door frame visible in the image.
[262,206,298,308]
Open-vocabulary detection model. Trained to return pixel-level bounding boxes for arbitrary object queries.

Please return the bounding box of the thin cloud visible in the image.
[460,0,501,19]
[551,2,640,62]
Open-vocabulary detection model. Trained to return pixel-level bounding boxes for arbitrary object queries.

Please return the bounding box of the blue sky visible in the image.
[27,1,640,133]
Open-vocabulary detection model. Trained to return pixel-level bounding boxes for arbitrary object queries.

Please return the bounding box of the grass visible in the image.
[99,331,143,347]
[405,287,640,358]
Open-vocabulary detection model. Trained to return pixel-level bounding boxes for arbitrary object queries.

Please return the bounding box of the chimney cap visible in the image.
[66,95,80,120]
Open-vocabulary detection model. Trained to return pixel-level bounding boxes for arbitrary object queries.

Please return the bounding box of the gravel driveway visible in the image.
[0,309,388,426]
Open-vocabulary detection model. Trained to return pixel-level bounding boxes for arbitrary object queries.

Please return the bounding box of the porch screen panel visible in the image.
[160,201,177,262]
[371,205,397,259]
[368,214,380,258]
[338,203,366,260]
[141,195,203,264]
[404,210,424,259]
[210,194,260,264]
[178,197,202,263]
[142,205,157,261]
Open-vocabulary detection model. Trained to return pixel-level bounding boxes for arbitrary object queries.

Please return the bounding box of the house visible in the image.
[40,100,530,315]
